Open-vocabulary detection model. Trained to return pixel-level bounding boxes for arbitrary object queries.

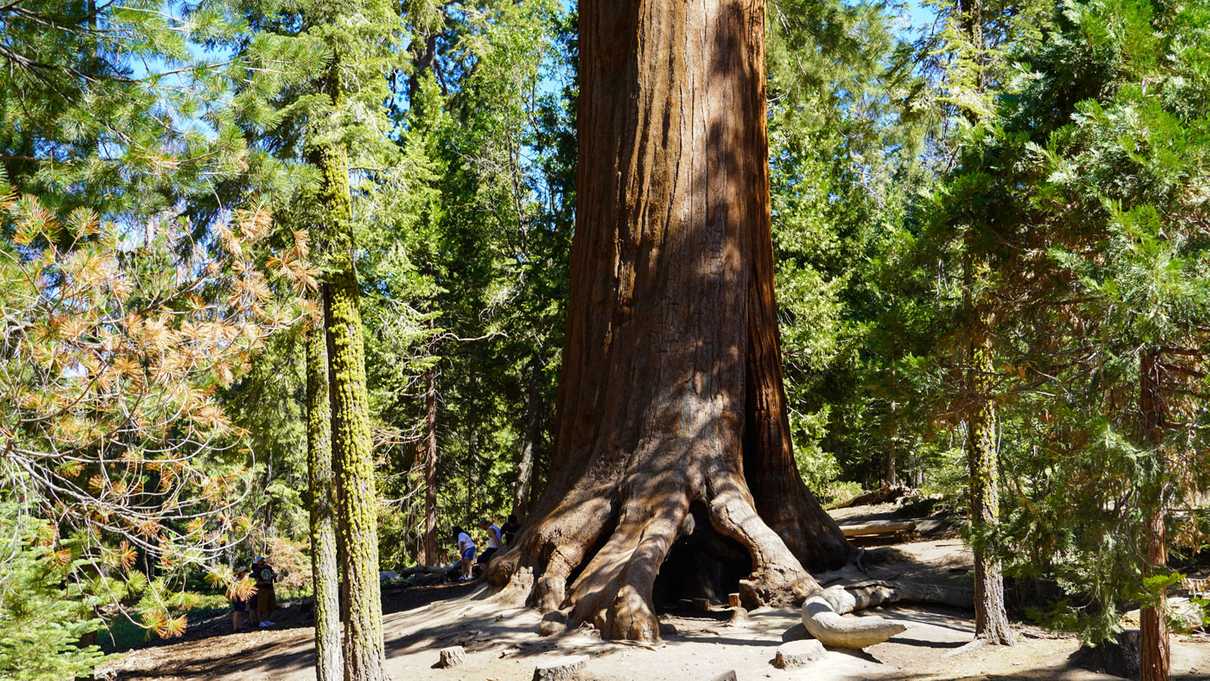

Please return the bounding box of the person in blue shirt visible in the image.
[453,527,476,581]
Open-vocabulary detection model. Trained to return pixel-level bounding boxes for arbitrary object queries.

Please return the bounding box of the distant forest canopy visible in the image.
[1,0,1208,676]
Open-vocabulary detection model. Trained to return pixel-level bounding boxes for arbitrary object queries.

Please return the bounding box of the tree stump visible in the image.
[773,640,825,669]
[532,655,587,681]
[436,646,466,668]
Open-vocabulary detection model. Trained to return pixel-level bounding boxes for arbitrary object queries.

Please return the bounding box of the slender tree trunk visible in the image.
[306,312,343,681]
[421,367,439,565]
[1139,349,1170,681]
[486,0,849,642]
[884,415,898,487]
[315,138,387,681]
[512,355,544,519]
[957,0,1012,646]
[965,316,1014,644]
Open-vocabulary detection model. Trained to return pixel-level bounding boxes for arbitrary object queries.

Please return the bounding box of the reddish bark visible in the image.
[1139,350,1170,681]
[486,0,850,641]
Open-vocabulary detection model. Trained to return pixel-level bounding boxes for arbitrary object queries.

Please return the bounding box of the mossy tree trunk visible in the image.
[314,135,387,680]
[486,0,850,642]
[958,0,1013,646]
[964,309,1014,645]
[305,311,343,681]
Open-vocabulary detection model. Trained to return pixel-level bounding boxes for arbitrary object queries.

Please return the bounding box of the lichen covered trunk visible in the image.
[316,139,387,681]
[306,315,342,681]
[966,341,1013,644]
[964,261,1014,645]
[486,0,849,641]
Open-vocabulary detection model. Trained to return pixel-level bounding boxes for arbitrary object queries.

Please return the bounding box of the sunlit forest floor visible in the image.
[99,502,1210,681]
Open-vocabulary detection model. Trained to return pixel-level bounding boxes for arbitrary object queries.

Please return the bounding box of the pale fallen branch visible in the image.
[800,585,906,649]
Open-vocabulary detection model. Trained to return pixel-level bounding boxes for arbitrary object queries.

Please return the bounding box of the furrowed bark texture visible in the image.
[306,315,343,681]
[422,368,439,565]
[316,138,387,681]
[965,321,1014,645]
[1139,350,1170,681]
[486,0,849,642]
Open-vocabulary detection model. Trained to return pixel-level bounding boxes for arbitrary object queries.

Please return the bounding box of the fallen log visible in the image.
[835,484,914,509]
[839,520,915,538]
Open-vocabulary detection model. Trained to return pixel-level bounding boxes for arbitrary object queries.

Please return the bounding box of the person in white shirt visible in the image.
[477,519,503,565]
[453,527,476,581]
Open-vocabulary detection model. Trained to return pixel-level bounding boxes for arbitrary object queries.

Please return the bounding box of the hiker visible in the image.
[478,519,503,565]
[501,514,520,545]
[251,556,277,628]
[229,568,251,632]
[453,527,476,581]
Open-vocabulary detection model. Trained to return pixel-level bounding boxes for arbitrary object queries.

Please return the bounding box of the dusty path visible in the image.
[101,582,1210,681]
[99,500,1210,680]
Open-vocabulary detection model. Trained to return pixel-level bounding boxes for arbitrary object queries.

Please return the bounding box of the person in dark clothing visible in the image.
[501,514,520,545]
[251,556,277,628]
[229,569,251,632]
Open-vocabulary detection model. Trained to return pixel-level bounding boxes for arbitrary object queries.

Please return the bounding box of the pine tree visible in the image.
[938,0,1210,667]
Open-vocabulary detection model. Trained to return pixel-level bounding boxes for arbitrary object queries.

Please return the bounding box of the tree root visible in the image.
[486,470,829,642]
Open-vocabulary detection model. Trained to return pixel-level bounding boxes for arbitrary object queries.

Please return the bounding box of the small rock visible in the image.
[728,607,748,624]
[436,645,466,668]
[659,621,679,637]
[710,672,737,681]
[538,610,566,637]
[532,655,587,681]
[727,593,742,608]
[773,639,825,669]
[438,648,464,667]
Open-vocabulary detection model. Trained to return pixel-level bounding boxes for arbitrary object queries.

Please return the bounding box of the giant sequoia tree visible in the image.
[487,0,850,641]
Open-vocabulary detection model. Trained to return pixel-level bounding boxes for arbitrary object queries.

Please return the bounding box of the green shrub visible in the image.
[0,505,107,680]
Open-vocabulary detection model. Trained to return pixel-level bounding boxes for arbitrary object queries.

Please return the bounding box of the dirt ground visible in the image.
[98,503,1210,681]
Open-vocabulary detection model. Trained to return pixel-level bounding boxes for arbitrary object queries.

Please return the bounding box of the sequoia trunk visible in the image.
[486,0,850,641]
[306,314,342,681]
